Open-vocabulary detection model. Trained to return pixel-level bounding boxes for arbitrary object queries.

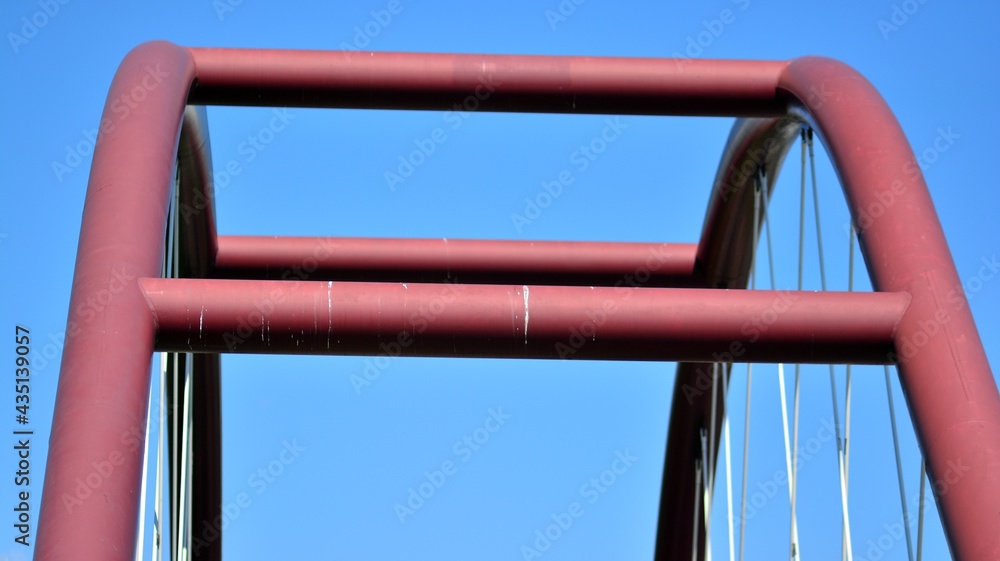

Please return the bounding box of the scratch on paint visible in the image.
[522,285,530,344]
[327,281,333,349]
[199,307,204,340]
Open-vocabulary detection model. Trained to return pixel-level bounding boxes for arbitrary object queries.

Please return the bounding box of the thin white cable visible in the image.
[134,367,155,561]
[177,357,194,561]
[738,174,762,561]
[709,363,720,500]
[738,361,752,561]
[153,170,177,561]
[171,353,180,561]
[700,429,714,561]
[703,363,720,561]
[916,460,926,561]
[790,367,801,561]
[186,395,194,561]
[788,130,809,561]
[885,366,915,561]
[693,459,704,561]
[155,354,165,561]
[721,363,736,561]
[807,131,853,561]
[835,453,854,561]
[842,227,855,561]
[760,176,800,557]
[163,173,179,561]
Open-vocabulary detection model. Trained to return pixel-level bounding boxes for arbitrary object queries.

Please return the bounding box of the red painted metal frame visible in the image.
[35,42,999,561]
[213,236,702,287]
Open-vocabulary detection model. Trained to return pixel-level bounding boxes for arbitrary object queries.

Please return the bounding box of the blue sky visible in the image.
[2,1,998,560]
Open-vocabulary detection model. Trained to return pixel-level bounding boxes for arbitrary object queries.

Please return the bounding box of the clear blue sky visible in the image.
[2,1,998,560]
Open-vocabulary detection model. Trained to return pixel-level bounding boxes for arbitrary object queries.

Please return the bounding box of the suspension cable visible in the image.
[759,167,801,558]
[807,130,854,561]
[885,366,915,561]
[916,460,927,561]
[842,223,855,561]
[706,363,719,561]
[135,371,154,561]
[693,459,704,561]
[721,363,735,561]
[156,354,165,561]
[738,171,763,561]
[788,129,810,561]
[700,428,714,561]
[146,169,180,561]
[177,357,194,561]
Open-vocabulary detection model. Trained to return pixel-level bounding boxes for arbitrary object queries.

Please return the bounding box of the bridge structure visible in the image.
[33,41,1000,560]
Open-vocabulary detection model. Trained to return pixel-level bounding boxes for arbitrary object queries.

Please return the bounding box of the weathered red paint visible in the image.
[139,277,908,363]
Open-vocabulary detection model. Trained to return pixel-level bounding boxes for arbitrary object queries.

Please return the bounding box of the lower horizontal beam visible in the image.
[213,236,702,287]
[141,278,909,363]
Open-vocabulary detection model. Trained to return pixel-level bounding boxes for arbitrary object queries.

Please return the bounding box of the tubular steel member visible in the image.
[186,48,789,116]
[35,41,999,561]
[139,278,908,363]
[213,236,701,287]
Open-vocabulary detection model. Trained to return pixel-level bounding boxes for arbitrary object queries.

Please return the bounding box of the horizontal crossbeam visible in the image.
[212,236,701,287]
[189,48,788,116]
[141,278,909,363]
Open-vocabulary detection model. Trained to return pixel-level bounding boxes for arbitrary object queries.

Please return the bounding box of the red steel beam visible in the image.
[139,278,908,364]
[212,236,701,287]
[187,48,788,116]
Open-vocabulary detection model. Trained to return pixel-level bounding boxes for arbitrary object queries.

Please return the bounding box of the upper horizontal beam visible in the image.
[140,277,909,364]
[187,47,789,116]
[213,236,701,287]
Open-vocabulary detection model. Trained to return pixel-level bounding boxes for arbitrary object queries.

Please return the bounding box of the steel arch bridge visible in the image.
[34,42,1000,560]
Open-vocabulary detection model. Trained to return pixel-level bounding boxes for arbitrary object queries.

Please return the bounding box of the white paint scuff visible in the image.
[522,285,530,344]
